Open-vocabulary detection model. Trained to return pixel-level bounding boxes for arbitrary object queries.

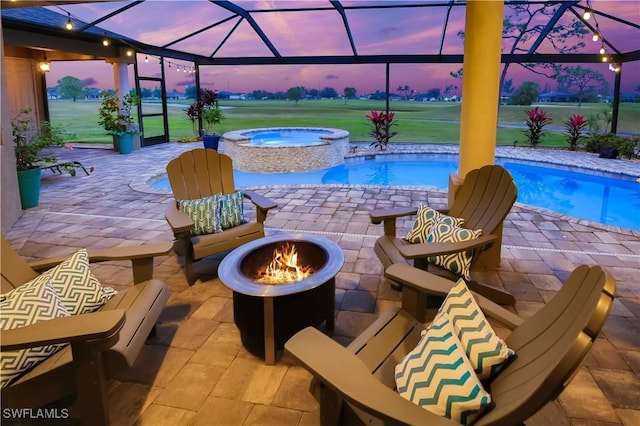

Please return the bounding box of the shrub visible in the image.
[523,107,552,147]
[366,110,398,151]
[564,114,587,151]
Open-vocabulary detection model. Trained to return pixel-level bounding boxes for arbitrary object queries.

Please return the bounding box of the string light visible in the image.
[39,61,51,72]
[102,33,110,47]
[592,32,599,42]
[599,45,605,55]
[126,49,134,57]
[145,55,149,63]
[65,12,73,30]
[583,8,591,20]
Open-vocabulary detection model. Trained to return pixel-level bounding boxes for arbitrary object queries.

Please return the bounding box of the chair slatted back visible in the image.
[1,236,39,293]
[448,164,518,235]
[166,148,236,201]
[477,265,616,426]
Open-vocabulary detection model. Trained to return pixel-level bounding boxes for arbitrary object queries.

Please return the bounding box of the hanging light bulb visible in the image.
[102,38,110,47]
[599,45,605,55]
[601,55,608,63]
[39,61,51,72]
[65,13,73,30]
[126,49,134,57]
[145,55,149,63]
[177,65,180,72]
[592,32,599,42]
[583,8,591,20]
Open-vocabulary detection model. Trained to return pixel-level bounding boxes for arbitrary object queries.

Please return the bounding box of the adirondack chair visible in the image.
[165,148,277,283]
[370,164,518,305]
[286,264,616,426]
[1,235,171,426]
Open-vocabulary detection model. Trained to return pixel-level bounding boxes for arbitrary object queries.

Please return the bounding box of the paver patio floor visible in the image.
[3,142,639,425]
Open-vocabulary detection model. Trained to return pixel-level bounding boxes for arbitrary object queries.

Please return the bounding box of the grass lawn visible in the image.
[48,98,639,147]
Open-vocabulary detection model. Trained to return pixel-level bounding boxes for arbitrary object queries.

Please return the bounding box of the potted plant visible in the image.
[186,89,225,150]
[366,110,398,151]
[12,107,66,208]
[98,90,141,154]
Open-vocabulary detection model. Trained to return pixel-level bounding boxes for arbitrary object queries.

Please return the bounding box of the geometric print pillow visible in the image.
[405,204,464,243]
[439,278,515,381]
[178,194,222,236]
[395,312,491,425]
[218,191,245,230]
[3,250,110,316]
[0,275,70,389]
[426,218,482,280]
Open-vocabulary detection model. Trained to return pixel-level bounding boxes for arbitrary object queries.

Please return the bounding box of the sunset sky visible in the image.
[44,0,640,96]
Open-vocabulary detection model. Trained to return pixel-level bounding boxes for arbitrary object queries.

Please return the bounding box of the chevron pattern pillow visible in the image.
[2,250,113,316]
[405,204,464,243]
[440,279,515,381]
[426,219,482,279]
[0,275,69,388]
[178,194,222,235]
[218,191,245,229]
[395,312,491,425]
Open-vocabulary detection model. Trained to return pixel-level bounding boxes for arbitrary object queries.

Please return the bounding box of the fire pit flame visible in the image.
[256,243,314,284]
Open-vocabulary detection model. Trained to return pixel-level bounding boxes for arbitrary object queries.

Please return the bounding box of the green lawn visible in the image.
[48,98,640,147]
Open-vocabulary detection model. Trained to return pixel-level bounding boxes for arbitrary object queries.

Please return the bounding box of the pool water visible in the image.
[151,154,640,230]
[247,130,330,146]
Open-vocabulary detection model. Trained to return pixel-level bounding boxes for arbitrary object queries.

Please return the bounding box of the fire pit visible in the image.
[218,233,344,364]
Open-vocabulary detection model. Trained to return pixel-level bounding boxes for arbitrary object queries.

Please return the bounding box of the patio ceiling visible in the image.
[2,1,639,67]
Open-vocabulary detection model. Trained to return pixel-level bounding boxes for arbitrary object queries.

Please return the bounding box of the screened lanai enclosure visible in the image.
[2,0,639,145]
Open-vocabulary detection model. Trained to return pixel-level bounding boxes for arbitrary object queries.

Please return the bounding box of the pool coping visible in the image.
[131,143,640,237]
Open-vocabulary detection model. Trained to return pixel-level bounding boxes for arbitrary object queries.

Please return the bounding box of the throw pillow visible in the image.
[178,194,222,235]
[218,191,245,229]
[5,249,109,316]
[439,278,515,381]
[0,275,69,388]
[395,312,491,425]
[426,218,482,280]
[405,204,464,243]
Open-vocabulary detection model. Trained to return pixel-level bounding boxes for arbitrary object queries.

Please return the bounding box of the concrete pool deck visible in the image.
[3,141,639,425]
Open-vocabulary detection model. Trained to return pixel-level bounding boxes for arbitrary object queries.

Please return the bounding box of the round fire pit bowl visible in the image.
[218,233,344,364]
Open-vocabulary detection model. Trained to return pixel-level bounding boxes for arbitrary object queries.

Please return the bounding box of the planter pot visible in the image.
[203,135,220,151]
[17,167,42,209]
[117,133,134,155]
[599,147,619,159]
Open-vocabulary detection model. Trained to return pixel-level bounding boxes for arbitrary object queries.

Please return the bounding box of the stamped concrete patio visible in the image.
[3,142,639,425]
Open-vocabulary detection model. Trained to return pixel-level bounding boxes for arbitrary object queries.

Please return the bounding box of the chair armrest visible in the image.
[369,206,417,224]
[244,191,277,224]
[29,243,172,284]
[397,234,496,259]
[285,327,457,426]
[386,264,523,329]
[0,309,126,352]
[165,201,195,235]
[244,190,277,211]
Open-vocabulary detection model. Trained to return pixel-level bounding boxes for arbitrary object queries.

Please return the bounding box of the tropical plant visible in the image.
[186,88,225,136]
[366,110,398,151]
[12,107,66,171]
[523,106,552,147]
[98,90,141,136]
[564,114,587,151]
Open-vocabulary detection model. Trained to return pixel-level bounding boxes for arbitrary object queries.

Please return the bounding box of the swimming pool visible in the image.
[150,154,640,230]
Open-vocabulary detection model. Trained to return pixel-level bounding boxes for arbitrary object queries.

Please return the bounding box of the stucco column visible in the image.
[455,0,504,181]
[450,0,504,268]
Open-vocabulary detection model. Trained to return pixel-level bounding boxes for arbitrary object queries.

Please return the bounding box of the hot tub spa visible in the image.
[221,127,350,173]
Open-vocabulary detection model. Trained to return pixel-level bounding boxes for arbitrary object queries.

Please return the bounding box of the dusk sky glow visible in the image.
[44,1,640,96]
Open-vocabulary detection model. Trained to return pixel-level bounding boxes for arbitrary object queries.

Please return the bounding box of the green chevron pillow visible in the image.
[426,219,482,279]
[2,249,114,316]
[0,275,70,388]
[395,311,491,425]
[439,278,515,381]
[218,191,245,229]
[178,194,223,235]
[405,204,464,243]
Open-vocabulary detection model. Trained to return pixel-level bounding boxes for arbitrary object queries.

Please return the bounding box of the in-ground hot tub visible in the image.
[221,127,350,173]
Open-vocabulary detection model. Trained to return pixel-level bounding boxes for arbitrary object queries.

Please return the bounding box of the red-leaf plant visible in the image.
[523,107,552,147]
[564,114,588,151]
[366,110,398,151]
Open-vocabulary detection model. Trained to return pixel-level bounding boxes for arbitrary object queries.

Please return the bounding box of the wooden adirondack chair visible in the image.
[1,235,171,426]
[370,164,518,305]
[285,264,616,426]
[164,148,277,283]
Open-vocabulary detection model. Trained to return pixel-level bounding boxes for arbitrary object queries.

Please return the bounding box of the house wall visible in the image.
[1,22,47,232]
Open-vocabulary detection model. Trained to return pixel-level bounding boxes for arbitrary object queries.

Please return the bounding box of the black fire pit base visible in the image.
[233,277,335,359]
